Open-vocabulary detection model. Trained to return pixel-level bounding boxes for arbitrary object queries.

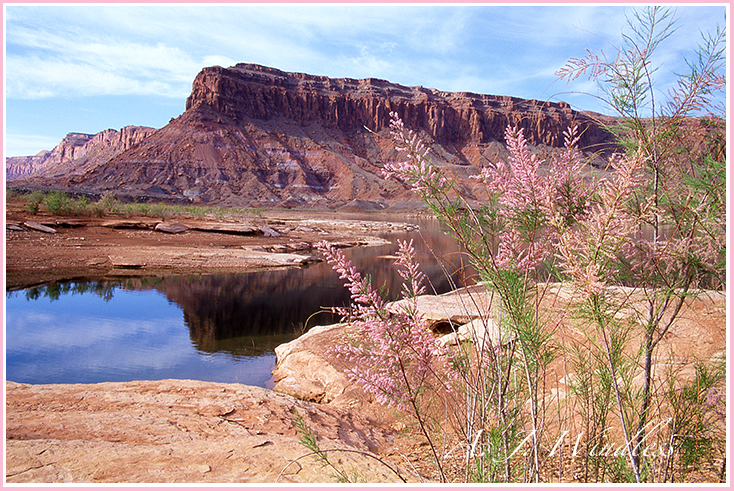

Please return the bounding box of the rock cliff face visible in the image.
[187,64,612,149]
[8,64,616,208]
[5,150,54,180]
[7,126,156,181]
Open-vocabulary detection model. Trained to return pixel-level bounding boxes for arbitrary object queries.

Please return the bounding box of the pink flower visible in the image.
[317,239,455,412]
[383,112,448,195]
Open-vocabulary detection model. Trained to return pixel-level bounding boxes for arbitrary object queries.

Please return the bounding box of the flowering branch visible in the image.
[317,239,456,481]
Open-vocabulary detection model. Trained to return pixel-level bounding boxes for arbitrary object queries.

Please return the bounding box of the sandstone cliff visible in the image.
[6,150,54,180]
[187,64,613,149]
[7,126,156,181]
[7,64,617,208]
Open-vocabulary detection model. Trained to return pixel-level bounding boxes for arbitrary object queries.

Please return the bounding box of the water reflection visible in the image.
[24,281,116,302]
[5,218,471,387]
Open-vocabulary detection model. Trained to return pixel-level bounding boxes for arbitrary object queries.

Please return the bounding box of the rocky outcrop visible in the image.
[272,324,354,404]
[5,379,412,483]
[8,64,616,208]
[6,126,156,181]
[272,285,502,404]
[5,150,53,180]
[272,283,727,406]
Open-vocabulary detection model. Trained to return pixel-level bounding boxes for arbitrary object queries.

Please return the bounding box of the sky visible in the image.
[3,2,729,157]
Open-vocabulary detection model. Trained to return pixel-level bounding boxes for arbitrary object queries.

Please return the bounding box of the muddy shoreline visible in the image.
[5,199,420,291]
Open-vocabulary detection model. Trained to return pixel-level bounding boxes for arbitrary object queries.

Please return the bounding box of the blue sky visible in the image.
[3,3,728,157]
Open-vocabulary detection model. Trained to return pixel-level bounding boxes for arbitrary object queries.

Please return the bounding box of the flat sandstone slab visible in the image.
[5,379,409,483]
[184,221,259,235]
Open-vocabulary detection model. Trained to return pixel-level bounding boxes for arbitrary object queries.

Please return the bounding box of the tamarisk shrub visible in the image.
[385,110,598,482]
[557,6,726,481]
[317,239,457,482]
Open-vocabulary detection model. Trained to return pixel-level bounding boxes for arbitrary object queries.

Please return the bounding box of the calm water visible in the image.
[5,218,468,387]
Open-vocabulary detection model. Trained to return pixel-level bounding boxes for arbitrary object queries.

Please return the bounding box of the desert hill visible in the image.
[6,127,156,181]
[7,63,616,209]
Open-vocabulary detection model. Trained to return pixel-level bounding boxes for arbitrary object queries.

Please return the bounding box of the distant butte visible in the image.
[7,63,617,209]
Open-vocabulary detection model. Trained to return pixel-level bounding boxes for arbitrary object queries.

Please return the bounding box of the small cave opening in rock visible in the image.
[430,320,459,335]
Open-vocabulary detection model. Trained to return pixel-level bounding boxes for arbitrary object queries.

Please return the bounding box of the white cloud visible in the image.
[5,11,217,99]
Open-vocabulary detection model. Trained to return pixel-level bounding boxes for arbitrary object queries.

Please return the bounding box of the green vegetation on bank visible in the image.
[8,189,264,220]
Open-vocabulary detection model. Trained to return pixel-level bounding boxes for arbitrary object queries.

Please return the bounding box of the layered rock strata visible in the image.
[6,126,156,180]
[8,64,615,208]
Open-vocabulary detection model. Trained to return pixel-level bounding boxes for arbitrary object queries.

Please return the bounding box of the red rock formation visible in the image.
[7,126,156,181]
[7,64,618,208]
[5,150,53,180]
[186,64,614,150]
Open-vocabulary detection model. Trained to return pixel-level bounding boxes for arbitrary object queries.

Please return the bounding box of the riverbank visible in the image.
[5,197,419,290]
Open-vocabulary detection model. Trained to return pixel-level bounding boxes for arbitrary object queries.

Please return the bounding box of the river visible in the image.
[5,217,471,388]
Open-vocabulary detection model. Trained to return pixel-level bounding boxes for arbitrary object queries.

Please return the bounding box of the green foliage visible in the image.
[42,191,69,214]
[13,188,267,221]
[664,358,726,481]
[24,189,45,214]
[25,281,117,302]
[96,191,121,215]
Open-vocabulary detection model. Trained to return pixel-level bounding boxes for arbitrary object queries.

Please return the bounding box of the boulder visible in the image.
[436,317,514,349]
[23,221,56,234]
[390,284,496,334]
[155,221,189,234]
[260,226,280,237]
[272,324,352,404]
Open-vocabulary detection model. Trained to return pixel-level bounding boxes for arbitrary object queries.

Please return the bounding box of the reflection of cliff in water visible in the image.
[159,270,345,356]
[12,219,471,360]
[157,222,470,357]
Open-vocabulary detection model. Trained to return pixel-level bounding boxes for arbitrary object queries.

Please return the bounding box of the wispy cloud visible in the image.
[6,4,725,101]
[6,21,202,99]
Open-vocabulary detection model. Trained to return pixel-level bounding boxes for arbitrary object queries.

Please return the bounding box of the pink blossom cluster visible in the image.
[386,111,594,276]
[554,152,645,297]
[382,112,448,196]
[703,386,726,426]
[317,239,455,412]
[383,113,656,295]
[473,125,594,274]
